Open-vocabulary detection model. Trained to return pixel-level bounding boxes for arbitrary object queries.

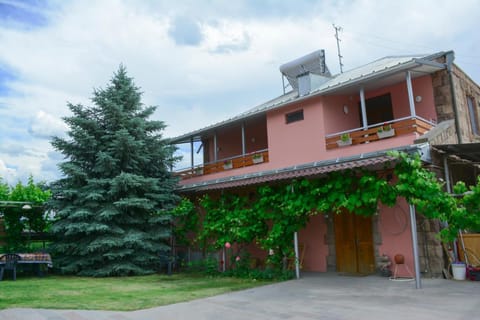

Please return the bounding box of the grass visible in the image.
[0,273,271,311]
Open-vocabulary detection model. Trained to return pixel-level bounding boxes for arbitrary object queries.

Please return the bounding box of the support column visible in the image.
[406,71,416,118]
[241,122,246,156]
[190,137,194,169]
[214,132,218,162]
[360,88,368,129]
[409,204,422,289]
[294,231,300,279]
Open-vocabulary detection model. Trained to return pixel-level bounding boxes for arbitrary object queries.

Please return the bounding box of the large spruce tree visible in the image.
[50,66,179,276]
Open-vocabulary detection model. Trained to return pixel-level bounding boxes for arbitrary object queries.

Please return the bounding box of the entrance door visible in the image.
[334,210,375,274]
[358,93,394,127]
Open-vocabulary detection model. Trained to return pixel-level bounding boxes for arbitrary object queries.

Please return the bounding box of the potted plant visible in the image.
[377,123,395,139]
[223,160,233,170]
[252,153,264,164]
[194,167,203,175]
[337,133,352,147]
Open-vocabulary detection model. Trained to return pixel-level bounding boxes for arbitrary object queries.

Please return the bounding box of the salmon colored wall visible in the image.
[244,117,268,153]
[180,76,436,185]
[298,214,328,272]
[202,117,268,164]
[322,95,361,134]
[351,75,437,124]
[216,125,242,160]
[266,97,326,168]
[377,199,414,278]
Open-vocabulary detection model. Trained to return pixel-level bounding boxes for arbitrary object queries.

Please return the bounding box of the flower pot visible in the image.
[223,162,233,170]
[252,155,264,164]
[452,262,466,280]
[377,129,395,139]
[337,138,352,147]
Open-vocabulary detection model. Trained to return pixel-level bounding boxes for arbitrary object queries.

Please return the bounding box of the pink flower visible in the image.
[225,242,231,248]
[236,256,241,261]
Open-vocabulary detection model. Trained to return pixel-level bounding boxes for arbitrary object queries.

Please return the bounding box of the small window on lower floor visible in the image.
[286,109,304,124]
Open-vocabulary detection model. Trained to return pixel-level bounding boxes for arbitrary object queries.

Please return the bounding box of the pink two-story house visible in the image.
[170,50,480,278]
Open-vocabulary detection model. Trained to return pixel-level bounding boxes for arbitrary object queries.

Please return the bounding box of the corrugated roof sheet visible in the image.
[188,156,394,191]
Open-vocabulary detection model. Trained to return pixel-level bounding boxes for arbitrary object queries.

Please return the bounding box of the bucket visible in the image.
[452,262,466,280]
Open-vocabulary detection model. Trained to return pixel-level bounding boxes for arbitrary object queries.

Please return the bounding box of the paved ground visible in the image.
[1,273,479,320]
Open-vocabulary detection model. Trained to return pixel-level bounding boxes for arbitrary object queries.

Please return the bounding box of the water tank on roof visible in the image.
[280,49,331,95]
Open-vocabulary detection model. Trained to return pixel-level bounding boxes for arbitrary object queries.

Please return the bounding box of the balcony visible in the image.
[175,149,269,181]
[325,116,435,150]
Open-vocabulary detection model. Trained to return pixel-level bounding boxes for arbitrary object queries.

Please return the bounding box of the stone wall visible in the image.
[416,214,445,278]
[431,56,480,144]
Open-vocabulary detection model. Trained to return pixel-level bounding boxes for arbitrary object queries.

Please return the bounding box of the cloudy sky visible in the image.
[0,0,479,184]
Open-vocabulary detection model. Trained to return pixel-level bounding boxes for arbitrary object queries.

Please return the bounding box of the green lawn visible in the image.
[0,274,270,311]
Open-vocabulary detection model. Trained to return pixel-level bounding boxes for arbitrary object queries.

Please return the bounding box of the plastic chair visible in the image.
[0,253,21,281]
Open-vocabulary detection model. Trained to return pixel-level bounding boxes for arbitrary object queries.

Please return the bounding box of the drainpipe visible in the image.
[360,87,368,129]
[446,52,462,143]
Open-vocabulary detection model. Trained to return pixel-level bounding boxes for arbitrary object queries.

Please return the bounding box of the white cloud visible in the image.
[0,0,479,184]
[0,158,17,184]
[29,110,68,139]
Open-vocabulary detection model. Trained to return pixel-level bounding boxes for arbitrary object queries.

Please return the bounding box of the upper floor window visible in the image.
[285,109,304,124]
[467,96,479,135]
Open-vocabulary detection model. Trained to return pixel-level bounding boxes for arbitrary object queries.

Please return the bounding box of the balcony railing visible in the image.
[175,149,269,180]
[325,116,435,150]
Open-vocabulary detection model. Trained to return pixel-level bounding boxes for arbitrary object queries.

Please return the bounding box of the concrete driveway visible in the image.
[1,273,479,320]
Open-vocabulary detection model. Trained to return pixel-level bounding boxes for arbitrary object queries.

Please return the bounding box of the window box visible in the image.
[377,128,395,139]
[252,154,264,164]
[337,133,352,147]
[223,161,233,170]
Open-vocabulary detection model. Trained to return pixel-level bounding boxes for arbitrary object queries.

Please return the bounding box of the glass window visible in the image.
[285,109,304,124]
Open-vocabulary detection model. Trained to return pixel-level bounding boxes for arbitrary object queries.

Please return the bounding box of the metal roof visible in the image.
[176,143,430,192]
[169,51,448,144]
[433,143,480,163]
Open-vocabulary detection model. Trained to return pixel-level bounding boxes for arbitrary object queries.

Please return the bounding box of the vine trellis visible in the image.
[173,151,480,270]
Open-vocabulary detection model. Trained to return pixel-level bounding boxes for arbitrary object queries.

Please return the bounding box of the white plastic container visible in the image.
[452,262,466,280]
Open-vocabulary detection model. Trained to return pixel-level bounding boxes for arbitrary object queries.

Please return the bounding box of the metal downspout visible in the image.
[446,52,462,143]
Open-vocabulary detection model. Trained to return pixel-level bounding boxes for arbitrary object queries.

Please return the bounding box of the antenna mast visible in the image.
[333,24,344,73]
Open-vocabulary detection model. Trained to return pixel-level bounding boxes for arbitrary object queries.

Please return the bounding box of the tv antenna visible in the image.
[333,24,344,73]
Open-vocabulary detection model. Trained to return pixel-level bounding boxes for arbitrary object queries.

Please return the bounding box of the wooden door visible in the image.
[334,211,375,274]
